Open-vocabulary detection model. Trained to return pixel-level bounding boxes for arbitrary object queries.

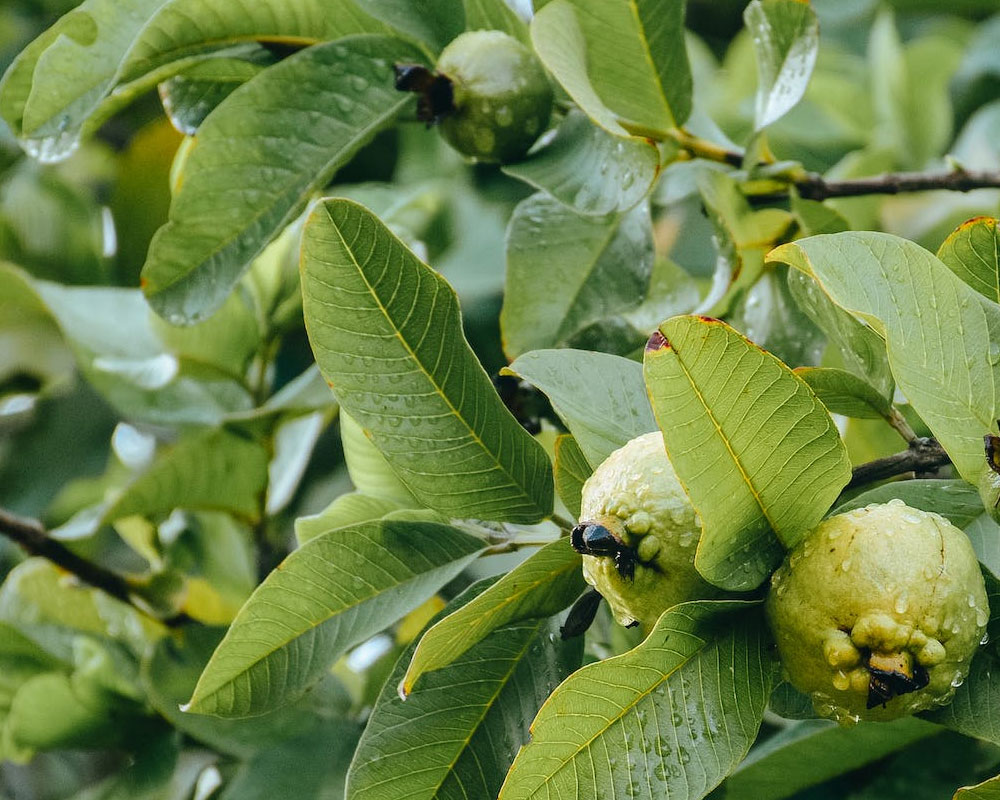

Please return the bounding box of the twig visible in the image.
[0,507,188,627]
[847,438,952,490]
[886,407,919,445]
[790,168,1000,201]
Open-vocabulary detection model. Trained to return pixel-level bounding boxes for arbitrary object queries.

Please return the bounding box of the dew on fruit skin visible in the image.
[977,606,990,626]
[894,594,909,614]
[832,670,850,691]
[981,630,991,645]
[951,673,964,688]
[840,558,852,572]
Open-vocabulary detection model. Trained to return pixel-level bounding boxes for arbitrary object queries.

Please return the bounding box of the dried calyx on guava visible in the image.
[571,431,720,630]
[766,500,989,725]
[394,30,552,164]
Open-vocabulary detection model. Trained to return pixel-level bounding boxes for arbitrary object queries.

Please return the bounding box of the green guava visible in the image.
[576,431,719,630]
[766,500,989,724]
[436,30,553,164]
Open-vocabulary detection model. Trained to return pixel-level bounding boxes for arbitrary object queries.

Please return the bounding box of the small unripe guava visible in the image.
[766,500,989,724]
[436,30,552,163]
[576,431,719,630]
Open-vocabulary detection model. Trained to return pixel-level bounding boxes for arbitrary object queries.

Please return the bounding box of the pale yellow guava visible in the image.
[578,431,719,630]
[766,500,989,724]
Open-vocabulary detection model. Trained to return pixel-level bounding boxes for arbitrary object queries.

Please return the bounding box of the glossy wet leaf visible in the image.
[348,583,581,800]
[833,480,983,528]
[530,0,691,136]
[505,349,656,469]
[501,195,653,359]
[937,216,1000,304]
[956,774,1000,799]
[142,36,426,324]
[340,411,419,506]
[644,316,851,590]
[923,651,1000,745]
[795,366,892,419]
[720,718,937,800]
[301,199,553,523]
[503,111,660,216]
[554,434,590,518]
[498,601,777,800]
[401,538,585,693]
[463,0,529,42]
[770,232,1000,485]
[185,520,486,717]
[362,0,464,53]
[744,0,819,130]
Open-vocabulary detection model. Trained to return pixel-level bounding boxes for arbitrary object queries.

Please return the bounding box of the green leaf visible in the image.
[769,232,1000,485]
[795,366,892,420]
[956,774,1000,800]
[720,718,937,800]
[501,195,654,359]
[347,582,581,800]
[937,217,1000,304]
[185,520,486,717]
[502,111,660,217]
[301,198,553,523]
[923,651,1000,745]
[504,349,656,469]
[833,480,983,529]
[786,269,894,400]
[401,538,585,693]
[141,626,351,758]
[554,434,591,518]
[744,0,819,131]
[294,493,405,545]
[104,428,270,523]
[340,411,419,506]
[498,601,777,800]
[142,36,426,324]
[0,264,252,425]
[530,0,691,136]
[361,0,463,54]
[644,316,851,590]
[967,515,1000,579]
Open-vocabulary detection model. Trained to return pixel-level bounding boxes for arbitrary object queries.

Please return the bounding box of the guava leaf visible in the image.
[644,316,851,591]
[922,651,1000,746]
[339,411,419,507]
[301,199,554,524]
[498,601,777,800]
[554,434,591,518]
[794,366,892,420]
[501,195,654,359]
[937,216,1000,304]
[744,0,819,131]
[401,538,585,693]
[720,718,937,800]
[833,480,983,529]
[503,111,661,217]
[462,0,530,43]
[770,232,1000,485]
[361,0,464,53]
[505,349,656,469]
[104,428,270,523]
[185,520,486,717]
[956,774,1000,799]
[142,35,426,324]
[347,582,581,800]
[530,0,691,136]
[294,494,405,545]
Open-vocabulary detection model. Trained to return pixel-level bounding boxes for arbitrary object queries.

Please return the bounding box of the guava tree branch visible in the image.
[0,507,187,627]
[846,437,952,490]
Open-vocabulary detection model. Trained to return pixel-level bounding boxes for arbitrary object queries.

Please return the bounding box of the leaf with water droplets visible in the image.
[142,35,426,323]
[744,0,819,131]
[770,232,1000,486]
[347,579,582,800]
[185,519,487,717]
[301,199,554,523]
[498,601,777,800]
[644,316,851,591]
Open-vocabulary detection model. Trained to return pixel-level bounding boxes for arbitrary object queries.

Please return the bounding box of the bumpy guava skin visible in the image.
[577,431,719,630]
[766,500,989,724]
[436,31,553,163]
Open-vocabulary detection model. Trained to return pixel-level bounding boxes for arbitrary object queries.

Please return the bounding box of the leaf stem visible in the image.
[886,407,919,444]
[0,507,188,627]
[846,438,951,490]
[551,512,577,533]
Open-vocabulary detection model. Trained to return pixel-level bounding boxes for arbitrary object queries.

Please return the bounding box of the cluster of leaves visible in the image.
[4,0,1000,798]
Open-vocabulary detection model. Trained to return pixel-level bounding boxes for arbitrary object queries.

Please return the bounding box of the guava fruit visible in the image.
[571,431,719,630]
[766,500,989,724]
[435,30,553,163]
